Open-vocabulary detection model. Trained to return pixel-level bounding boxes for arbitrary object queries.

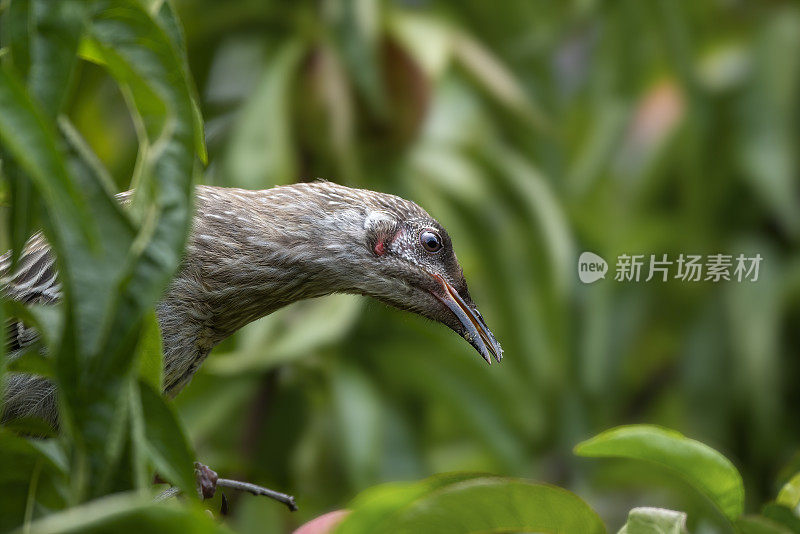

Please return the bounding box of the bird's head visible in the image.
[310,183,503,364]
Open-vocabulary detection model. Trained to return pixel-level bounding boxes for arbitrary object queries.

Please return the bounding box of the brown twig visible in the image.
[192,462,298,512]
[216,478,298,512]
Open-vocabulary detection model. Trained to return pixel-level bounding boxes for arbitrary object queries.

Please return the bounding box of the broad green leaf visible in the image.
[331,0,385,115]
[575,425,745,520]
[137,381,196,499]
[1,0,86,269]
[340,476,605,534]
[737,11,800,239]
[6,162,37,269]
[27,0,87,118]
[0,0,31,77]
[150,0,207,164]
[778,473,800,511]
[2,416,57,437]
[0,281,4,415]
[335,473,485,534]
[617,507,687,534]
[135,311,164,391]
[7,349,53,378]
[331,364,382,489]
[389,12,452,79]
[50,0,199,496]
[0,429,67,532]
[0,64,95,254]
[451,30,547,131]
[736,516,794,534]
[224,39,304,188]
[11,492,225,534]
[208,294,363,374]
[762,503,800,534]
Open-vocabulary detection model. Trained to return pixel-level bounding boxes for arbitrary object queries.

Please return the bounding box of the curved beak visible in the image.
[430,273,503,364]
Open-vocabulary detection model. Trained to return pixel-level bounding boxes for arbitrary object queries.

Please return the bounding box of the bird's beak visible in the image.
[430,273,503,364]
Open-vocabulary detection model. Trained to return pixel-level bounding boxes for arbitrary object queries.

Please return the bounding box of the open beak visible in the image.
[430,273,503,364]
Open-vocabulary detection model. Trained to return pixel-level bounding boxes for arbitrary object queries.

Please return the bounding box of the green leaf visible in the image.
[135,311,164,391]
[6,162,37,270]
[337,475,606,534]
[617,507,687,534]
[0,429,67,532]
[27,0,87,118]
[575,425,745,520]
[331,0,385,115]
[451,30,548,131]
[224,39,304,188]
[778,473,800,511]
[208,294,363,374]
[11,492,225,534]
[46,0,200,497]
[0,287,5,415]
[336,473,486,534]
[150,0,207,164]
[762,503,800,534]
[331,364,382,489]
[1,0,31,77]
[135,381,196,499]
[0,63,96,255]
[736,515,795,534]
[7,349,53,378]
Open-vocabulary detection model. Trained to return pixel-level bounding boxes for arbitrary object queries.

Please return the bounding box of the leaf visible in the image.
[150,0,207,163]
[737,10,800,239]
[26,0,87,118]
[617,507,687,534]
[575,425,745,520]
[42,0,200,496]
[224,39,304,188]
[135,311,164,391]
[388,12,452,79]
[135,381,197,499]
[340,476,606,534]
[0,429,67,532]
[736,515,795,534]
[335,473,485,534]
[7,349,53,378]
[11,492,224,534]
[762,503,800,534]
[1,0,31,78]
[0,286,5,415]
[5,161,37,270]
[331,0,385,115]
[331,364,382,489]
[0,64,96,255]
[778,473,800,511]
[207,294,363,374]
[451,30,548,131]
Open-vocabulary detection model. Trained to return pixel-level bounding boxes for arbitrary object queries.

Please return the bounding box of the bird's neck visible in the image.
[161,185,370,347]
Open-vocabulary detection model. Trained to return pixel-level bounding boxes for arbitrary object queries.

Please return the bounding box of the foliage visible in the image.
[0,0,210,531]
[0,0,798,533]
[574,425,744,521]
[322,425,796,533]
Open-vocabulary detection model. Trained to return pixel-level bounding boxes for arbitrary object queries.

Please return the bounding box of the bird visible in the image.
[1,180,502,426]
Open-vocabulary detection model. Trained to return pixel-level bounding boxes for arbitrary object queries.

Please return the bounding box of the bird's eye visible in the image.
[420,230,443,253]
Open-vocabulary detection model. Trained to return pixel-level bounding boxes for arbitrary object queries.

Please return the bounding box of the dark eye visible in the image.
[420,230,443,253]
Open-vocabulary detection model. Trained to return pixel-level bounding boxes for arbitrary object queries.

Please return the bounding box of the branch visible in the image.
[193,462,298,512]
[216,478,298,512]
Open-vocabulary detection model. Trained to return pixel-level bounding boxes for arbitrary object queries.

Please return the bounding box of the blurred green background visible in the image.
[59,0,800,531]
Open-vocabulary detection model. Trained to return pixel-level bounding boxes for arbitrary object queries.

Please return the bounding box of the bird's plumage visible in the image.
[2,182,501,425]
